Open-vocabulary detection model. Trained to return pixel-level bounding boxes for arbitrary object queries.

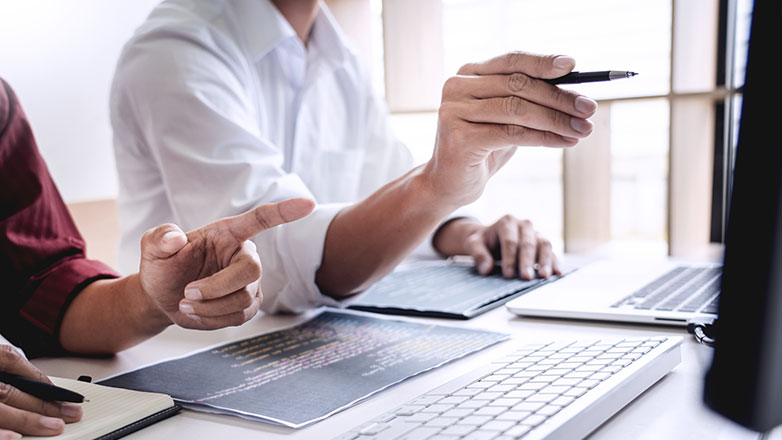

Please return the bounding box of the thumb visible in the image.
[224,197,316,241]
[141,223,188,260]
[465,232,495,275]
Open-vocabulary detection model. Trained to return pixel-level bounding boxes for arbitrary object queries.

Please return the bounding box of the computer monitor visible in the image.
[703,0,782,432]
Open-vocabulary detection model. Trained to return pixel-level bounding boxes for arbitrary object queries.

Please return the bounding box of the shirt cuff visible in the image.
[256,203,347,314]
[19,256,119,339]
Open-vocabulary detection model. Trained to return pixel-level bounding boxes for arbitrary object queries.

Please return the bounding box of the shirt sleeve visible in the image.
[111,32,341,314]
[0,79,118,358]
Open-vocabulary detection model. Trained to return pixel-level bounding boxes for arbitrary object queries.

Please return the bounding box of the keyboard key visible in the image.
[495,410,532,421]
[407,413,438,423]
[520,414,548,426]
[420,403,453,413]
[395,405,425,416]
[424,417,459,428]
[398,427,441,440]
[440,425,476,436]
[481,420,516,431]
[441,408,473,418]
[460,415,493,425]
[511,401,545,412]
[474,406,507,416]
[525,393,558,403]
[463,431,500,440]
[503,424,533,437]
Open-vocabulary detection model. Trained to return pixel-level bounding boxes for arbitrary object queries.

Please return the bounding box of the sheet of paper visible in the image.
[100,309,507,428]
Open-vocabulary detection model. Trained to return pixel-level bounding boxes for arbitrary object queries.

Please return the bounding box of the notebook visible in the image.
[348,260,561,319]
[24,377,180,440]
[506,257,721,326]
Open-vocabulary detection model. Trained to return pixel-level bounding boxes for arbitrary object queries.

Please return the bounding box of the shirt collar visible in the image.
[233,0,350,68]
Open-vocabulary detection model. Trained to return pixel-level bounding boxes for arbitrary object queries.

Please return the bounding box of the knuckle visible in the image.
[238,289,255,309]
[438,101,457,120]
[456,62,473,75]
[0,381,13,402]
[500,96,525,116]
[253,209,273,231]
[507,73,532,94]
[500,214,516,224]
[519,219,534,229]
[504,51,524,69]
[442,76,462,98]
[0,344,22,366]
[504,124,527,141]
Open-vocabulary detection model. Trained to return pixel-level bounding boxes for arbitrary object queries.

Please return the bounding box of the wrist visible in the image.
[433,217,483,256]
[411,163,464,214]
[127,274,174,329]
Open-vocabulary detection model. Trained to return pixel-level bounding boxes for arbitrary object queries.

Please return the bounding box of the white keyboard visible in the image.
[335,336,682,440]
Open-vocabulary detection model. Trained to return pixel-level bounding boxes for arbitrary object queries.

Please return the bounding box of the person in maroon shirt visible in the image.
[0,78,315,438]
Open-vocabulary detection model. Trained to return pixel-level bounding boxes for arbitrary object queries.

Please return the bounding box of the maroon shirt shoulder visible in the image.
[0,79,118,357]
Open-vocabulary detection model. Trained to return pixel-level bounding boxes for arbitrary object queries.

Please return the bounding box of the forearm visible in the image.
[59,274,171,355]
[315,165,457,297]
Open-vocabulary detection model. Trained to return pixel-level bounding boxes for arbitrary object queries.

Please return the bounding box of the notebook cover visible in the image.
[93,405,181,440]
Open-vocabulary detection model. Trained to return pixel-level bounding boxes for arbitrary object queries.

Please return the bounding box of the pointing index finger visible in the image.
[226,198,315,241]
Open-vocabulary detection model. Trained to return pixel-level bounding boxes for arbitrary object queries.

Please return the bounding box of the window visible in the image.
[332,0,752,257]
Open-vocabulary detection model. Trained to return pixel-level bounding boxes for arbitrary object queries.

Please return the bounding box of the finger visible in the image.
[180,284,258,318]
[225,198,316,241]
[0,347,49,385]
[444,119,580,150]
[444,74,598,118]
[495,216,520,279]
[0,428,22,440]
[452,96,593,139]
[187,296,261,330]
[0,383,81,423]
[464,231,495,275]
[535,237,555,279]
[517,220,538,280]
[0,403,65,437]
[457,52,575,79]
[140,223,188,260]
[184,241,261,301]
[551,254,563,276]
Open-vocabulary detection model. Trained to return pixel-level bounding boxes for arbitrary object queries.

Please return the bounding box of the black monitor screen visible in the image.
[703,0,782,432]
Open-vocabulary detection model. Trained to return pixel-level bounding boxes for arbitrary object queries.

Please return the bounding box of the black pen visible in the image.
[0,372,85,403]
[546,71,638,85]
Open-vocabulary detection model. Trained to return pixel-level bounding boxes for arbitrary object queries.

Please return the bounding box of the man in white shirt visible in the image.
[111,0,598,313]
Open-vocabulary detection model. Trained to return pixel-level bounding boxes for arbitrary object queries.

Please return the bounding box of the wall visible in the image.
[0,0,161,202]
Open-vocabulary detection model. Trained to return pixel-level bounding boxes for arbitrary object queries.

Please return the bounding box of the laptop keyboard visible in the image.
[611,266,721,314]
[335,336,675,440]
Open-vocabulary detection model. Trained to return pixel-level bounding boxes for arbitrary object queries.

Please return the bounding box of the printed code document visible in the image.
[100,309,507,428]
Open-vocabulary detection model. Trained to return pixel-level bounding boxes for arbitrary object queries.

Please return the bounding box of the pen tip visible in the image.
[628,71,638,77]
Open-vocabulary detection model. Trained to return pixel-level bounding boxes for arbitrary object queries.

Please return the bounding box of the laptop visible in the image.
[505,258,721,326]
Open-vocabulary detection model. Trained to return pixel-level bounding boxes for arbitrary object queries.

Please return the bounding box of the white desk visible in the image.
[33,301,773,440]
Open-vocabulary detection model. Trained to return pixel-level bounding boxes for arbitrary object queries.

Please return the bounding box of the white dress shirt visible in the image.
[111,0,437,313]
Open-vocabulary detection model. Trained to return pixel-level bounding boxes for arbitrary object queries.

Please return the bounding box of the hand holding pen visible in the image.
[0,345,83,438]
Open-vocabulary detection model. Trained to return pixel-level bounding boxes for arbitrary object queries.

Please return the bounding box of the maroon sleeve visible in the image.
[0,79,119,358]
